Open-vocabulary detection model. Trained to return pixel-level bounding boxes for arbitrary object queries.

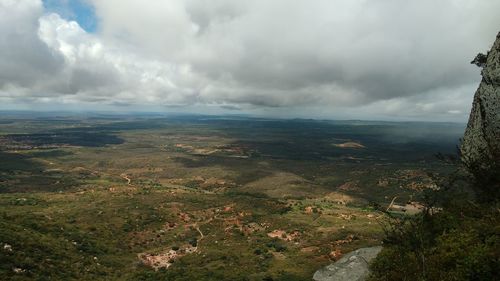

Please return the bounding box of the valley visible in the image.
[0,113,464,280]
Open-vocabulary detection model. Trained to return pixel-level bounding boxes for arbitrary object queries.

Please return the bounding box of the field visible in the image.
[0,112,464,280]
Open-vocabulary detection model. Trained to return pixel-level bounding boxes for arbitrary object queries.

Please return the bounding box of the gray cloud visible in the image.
[1,0,499,121]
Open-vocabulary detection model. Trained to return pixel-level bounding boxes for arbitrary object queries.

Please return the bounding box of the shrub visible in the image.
[369,169,500,281]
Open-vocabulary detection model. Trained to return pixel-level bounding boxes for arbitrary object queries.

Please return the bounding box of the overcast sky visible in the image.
[0,0,499,121]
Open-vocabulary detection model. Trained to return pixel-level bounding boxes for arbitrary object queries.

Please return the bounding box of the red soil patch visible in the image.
[267,229,300,242]
[329,249,343,260]
[334,234,356,245]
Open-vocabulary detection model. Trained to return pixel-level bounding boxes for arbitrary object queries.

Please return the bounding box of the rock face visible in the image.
[461,32,500,182]
[313,246,382,281]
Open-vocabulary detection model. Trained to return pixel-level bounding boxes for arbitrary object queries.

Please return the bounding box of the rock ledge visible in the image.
[313,246,382,281]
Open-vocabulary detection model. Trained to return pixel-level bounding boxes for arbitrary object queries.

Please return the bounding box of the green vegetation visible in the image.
[0,113,463,280]
[369,160,500,281]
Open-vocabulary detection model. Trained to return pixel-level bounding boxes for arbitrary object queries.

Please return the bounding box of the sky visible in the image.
[0,0,499,121]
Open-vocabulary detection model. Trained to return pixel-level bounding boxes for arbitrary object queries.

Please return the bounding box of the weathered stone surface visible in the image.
[313,246,382,281]
[461,32,500,178]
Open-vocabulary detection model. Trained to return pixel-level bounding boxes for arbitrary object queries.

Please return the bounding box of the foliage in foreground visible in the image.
[369,163,500,281]
[369,203,500,281]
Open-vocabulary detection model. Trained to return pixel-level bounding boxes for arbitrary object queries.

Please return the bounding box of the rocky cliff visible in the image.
[461,32,500,193]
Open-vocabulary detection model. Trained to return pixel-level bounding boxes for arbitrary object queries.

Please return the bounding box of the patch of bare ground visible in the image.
[172,143,253,157]
[240,172,327,198]
[328,248,343,260]
[120,173,132,185]
[267,229,301,242]
[323,192,355,205]
[333,142,365,149]
[70,166,99,176]
[386,199,440,215]
[300,246,320,253]
[334,234,357,246]
[304,206,315,214]
[138,244,198,270]
[218,205,269,236]
[338,213,356,220]
[337,181,360,192]
[160,176,235,192]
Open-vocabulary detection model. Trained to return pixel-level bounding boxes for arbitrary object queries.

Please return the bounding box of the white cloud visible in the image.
[0,0,63,88]
[1,3,204,107]
[1,0,499,121]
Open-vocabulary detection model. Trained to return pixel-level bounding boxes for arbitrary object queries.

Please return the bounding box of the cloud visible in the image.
[1,3,204,107]
[1,0,499,121]
[0,0,63,88]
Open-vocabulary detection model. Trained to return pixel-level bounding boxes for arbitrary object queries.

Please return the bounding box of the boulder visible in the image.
[313,246,382,281]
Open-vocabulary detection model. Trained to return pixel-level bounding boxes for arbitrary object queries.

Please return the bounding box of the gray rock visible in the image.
[461,32,500,177]
[313,246,382,281]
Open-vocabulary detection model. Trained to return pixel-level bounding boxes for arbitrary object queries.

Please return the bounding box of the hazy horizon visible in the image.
[0,109,471,125]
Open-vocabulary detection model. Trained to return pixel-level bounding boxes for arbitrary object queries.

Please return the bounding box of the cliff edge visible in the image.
[461,32,500,194]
